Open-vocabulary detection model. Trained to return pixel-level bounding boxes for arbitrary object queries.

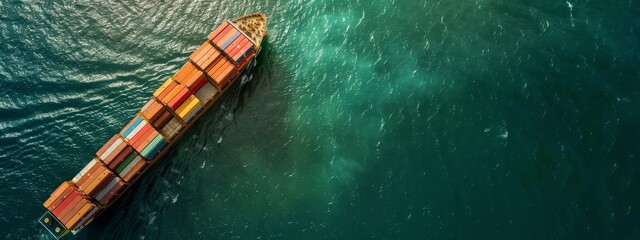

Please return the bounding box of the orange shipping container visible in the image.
[194,43,215,66]
[57,193,85,223]
[173,62,197,84]
[188,41,211,64]
[43,181,76,212]
[77,163,106,191]
[160,84,186,105]
[156,80,178,101]
[153,78,175,98]
[64,202,94,229]
[84,170,111,196]
[196,47,221,70]
[205,58,227,81]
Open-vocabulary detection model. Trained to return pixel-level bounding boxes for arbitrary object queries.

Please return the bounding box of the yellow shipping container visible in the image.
[176,96,202,119]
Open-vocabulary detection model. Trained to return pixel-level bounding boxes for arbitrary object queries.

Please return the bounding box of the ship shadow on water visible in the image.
[84,36,294,239]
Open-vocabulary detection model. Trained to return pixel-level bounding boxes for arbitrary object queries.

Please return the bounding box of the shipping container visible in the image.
[161,117,184,139]
[83,169,112,197]
[123,159,147,182]
[94,177,119,201]
[120,117,143,139]
[135,130,159,155]
[52,190,81,216]
[176,96,203,120]
[129,124,153,150]
[141,98,166,123]
[72,160,97,184]
[212,25,233,45]
[157,80,178,101]
[141,135,167,160]
[72,206,99,230]
[184,105,203,123]
[43,181,77,212]
[77,163,108,192]
[107,146,133,170]
[208,22,230,41]
[188,42,212,68]
[58,195,87,224]
[160,83,186,106]
[97,179,125,206]
[96,135,120,159]
[119,155,143,181]
[153,78,175,98]
[194,81,218,104]
[152,111,173,129]
[100,140,128,166]
[205,57,228,83]
[64,202,94,229]
[167,87,191,110]
[115,152,141,176]
[173,62,197,83]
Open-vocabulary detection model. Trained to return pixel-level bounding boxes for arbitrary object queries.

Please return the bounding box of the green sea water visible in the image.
[1,0,639,239]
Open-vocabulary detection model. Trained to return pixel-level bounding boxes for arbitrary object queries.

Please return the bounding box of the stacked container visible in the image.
[42,182,99,230]
[208,22,255,67]
[114,152,146,182]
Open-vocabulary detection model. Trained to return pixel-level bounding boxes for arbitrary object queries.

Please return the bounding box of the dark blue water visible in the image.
[1,0,639,239]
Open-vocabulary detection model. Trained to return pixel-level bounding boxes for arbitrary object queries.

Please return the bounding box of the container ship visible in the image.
[38,13,267,239]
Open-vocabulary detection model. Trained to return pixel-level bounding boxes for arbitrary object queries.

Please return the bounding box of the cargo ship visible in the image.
[38,13,267,239]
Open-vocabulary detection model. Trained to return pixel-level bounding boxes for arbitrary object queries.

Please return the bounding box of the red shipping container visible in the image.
[189,76,207,93]
[129,124,152,150]
[212,25,233,45]
[232,39,252,60]
[157,81,178,101]
[224,35,244,53]
[44,182,77,212]
[228,38,249,59]
[168,88,191,110]
[208,22,229,41]
[52,190,80,216]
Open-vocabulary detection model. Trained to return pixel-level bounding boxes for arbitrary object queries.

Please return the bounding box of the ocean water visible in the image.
[1,0,639,239]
